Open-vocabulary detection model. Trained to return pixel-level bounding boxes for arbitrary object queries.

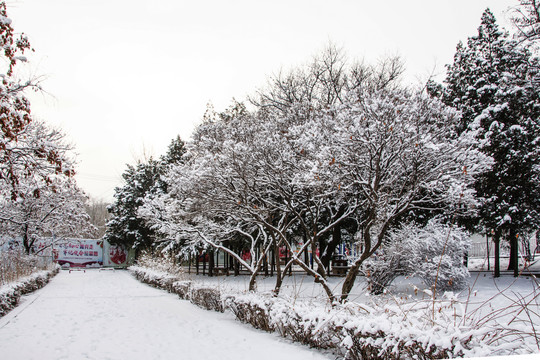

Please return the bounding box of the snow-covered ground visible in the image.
[468,256,540,273]
[176,267,540,309]
[0,269,330,360]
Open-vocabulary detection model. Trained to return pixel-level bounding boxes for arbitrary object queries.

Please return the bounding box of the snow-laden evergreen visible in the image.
[429,8,540,276]
[105,136,186,254]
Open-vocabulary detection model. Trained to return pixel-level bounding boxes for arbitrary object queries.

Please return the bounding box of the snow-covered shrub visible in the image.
[363,250,403,295]
[190,287,224,312]
[172,281,192,300]
[401,220,470,292]
[224,293,274,332]
[136,251,184,277]
[129,265,539,358]
[129,265,180,293]
[364,220,470,294]
[269,297,341,349]
[0,287,19,317]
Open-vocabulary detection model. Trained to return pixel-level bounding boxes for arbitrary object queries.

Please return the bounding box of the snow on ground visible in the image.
[175,267,540,309]
[468,256,540,273]
[0,269,331,360]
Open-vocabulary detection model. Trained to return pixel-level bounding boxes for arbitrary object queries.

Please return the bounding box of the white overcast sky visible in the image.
[7,0,515,202]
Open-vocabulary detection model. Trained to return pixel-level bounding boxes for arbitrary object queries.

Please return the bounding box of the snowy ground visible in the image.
[177,266,540,309]
[468,255,540,273]
[0,269,330,360]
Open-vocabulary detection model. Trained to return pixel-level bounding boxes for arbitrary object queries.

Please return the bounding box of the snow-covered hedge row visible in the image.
[0,267,59,317]
[129,265,224,312]
[129,266,538,359]
[223,293,468,359]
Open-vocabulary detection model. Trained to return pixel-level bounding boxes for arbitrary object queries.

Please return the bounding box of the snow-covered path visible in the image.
[0,270,330,360]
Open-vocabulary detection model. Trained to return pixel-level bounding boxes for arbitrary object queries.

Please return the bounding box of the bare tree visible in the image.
[511,0,540,43]
[250,43,404,114]
[85,198,110,238]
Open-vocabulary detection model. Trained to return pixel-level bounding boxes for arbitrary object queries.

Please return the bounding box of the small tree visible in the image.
[85,198,110,238]
[364,220,470,294]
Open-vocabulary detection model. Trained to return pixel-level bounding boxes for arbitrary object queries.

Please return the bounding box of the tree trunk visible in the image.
[202,254,206,275]
[494,230,501,278]
[23,224,31,254]
[273,237,283,295]
[317,236,327,275]
[341,224,376,302]
[263,251,269,276]
[340,259,362,302]
[321,223,342,272]
[270,247,274,276]
[234,256,240,276]
[507,228,519,277]
[208,250,214,277]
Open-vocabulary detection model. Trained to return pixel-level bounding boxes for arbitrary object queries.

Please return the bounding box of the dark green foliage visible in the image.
[104,160,162,252]
[429,9,540,274]
[104,136,186,254]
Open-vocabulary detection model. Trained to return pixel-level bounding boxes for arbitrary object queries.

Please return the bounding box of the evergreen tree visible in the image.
[429,9,540,276]
[160,135,186,166]
[104,136,186,255]
[104,159,161,253]
[156,135,186,193]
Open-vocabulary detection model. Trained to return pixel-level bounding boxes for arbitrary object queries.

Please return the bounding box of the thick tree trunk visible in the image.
[22,224,32,254]
[248,265,259,292]
[317,237,327,275]
[494,230,501,278]
[340,258,363,302]
[340,221,382,302]
[507,228,519,277]
[208,250,214,277]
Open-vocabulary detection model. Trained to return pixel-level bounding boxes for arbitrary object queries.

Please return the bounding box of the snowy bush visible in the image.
[136,251,184,277]
[129,265,180,293]
[364,220,470,294]
[129,266,224,312]
[224,293,274,332]
[269,297,340,350]
[0,249,51,286]
[172,281,192,300]
[190,287,224,312]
